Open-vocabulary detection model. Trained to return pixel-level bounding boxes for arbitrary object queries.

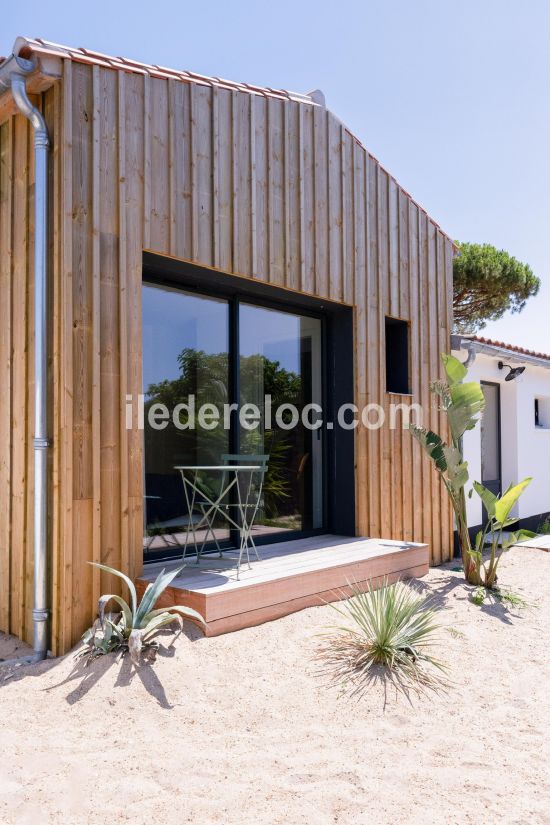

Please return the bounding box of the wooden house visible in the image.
[0,37,454,656]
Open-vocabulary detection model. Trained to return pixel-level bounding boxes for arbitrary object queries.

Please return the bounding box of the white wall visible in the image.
[451,349,550,527]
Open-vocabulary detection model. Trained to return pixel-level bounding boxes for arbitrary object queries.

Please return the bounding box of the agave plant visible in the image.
[470,477,536,589]
[78,562,205,665]
[316,580,448,697]
[409,353,486,584]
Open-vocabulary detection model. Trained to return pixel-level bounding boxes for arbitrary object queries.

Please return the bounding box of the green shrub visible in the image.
[470,478,535,588]
[316,579,447,696]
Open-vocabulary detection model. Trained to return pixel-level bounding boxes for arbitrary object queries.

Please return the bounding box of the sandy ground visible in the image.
[1,546,549,825]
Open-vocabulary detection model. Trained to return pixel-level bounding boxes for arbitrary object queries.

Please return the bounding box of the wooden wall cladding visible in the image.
[0,60,454,653]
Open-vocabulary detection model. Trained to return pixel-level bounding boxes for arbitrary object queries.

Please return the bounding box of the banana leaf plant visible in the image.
[78,562,205,665]
[409,353,486,584]
[470,478,535,588]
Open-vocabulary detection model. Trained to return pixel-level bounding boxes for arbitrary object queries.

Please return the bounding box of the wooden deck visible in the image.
[135,535,429,636]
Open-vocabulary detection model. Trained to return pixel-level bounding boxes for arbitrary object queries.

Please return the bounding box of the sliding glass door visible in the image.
[142,282,324,559]
[142,285,231,554]
[239,304,323,536]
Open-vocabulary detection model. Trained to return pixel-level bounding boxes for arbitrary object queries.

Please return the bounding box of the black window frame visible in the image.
[142,253,356,563]
[385,316,411,395]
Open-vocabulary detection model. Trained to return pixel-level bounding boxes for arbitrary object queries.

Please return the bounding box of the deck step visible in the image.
[135,535,429,637]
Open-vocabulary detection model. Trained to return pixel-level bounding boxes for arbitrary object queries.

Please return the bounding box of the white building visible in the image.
[451,335,550,531]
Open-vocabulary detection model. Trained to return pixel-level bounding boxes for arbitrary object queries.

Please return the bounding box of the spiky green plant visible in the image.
[469,477,535,589]
[316,580,448,697]
[78,562,204,665]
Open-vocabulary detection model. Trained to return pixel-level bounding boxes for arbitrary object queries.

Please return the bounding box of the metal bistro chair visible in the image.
[180,473,225,564]
[220,453,269,574]
[177,455,268,576]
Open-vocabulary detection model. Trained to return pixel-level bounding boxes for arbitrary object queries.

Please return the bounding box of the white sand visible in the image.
[1,546,549,825]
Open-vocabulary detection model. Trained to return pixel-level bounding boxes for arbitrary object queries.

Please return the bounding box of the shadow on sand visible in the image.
[0,621,203,708]
[414,565,523,626]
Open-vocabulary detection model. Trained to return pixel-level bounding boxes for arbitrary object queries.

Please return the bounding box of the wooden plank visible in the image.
[212,85,220,269]
[282,101,291,288]
[208,547,426,620]
[48,80,63,654]
[58,57,75,653]
[377,167,392,541]
[388,177,399,317]
[296,104,306,293]
[141,74,151,251]
[117,70,129,580]
[217,88,232,274]
[91,65,101,607]
[252,95,267,280]
[71,498,93,645]
[426,219,442,565]
[313,105,328,296]
[398,188,410,319]
[71,62,94,503]
[124,75,146,578]
[365,153,381,538]
[437,229,452,561]
[342,129,353,305]
[149,78,169,254]
[267,97,284,286]
[171,80,192,261]
[137,539,429,627]
[249,91,257,276]
[301,104,315,295]
[201,566,429,636]
[98,67,122,583]
[10,114,30,639]
[141,536,426,586]
[353,141,367,538]
[230,90,239,273]
[417,210,434,556]
[71,62,95,640]
[167,78,177,258]
[0,120,13,633]
[398,189,411,542]
[194,83,213,265]
[327,114,342,302]
[408,201,423,543]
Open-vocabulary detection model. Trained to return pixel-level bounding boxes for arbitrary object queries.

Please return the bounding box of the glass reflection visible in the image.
[239,304,323,537]
[142,284,230,555]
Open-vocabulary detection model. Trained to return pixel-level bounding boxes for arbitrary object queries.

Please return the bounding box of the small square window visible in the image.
[385,317,410,394]
[535,397,550,429]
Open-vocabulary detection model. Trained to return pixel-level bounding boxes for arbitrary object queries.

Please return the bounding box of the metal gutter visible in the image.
[451,335,550,371]
[0,51,50,664]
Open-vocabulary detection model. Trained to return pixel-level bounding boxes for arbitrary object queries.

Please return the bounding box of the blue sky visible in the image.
[4,0,549,352]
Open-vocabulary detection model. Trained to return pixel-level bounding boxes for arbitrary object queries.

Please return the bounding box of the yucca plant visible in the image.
[78,562,205,665]
[409,353,486,584]
[316,580,448,697]
[470,477,536,589]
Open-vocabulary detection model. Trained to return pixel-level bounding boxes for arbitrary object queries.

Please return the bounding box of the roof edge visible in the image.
[7,35,456,247]
[452,334,550,369]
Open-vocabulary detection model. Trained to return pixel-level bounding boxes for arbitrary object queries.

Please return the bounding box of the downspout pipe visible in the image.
[450,334,477,369]
[0,53,50,665]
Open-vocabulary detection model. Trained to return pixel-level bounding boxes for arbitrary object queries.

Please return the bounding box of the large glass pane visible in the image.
[142,284,230,555]
[239,304,323,537]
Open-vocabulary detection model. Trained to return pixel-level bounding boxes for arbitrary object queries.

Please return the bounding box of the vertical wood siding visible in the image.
[0,63,454,652]
[0,112,35,641]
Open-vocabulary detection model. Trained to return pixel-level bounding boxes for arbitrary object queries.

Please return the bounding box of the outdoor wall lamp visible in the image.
[498,361,526,381]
